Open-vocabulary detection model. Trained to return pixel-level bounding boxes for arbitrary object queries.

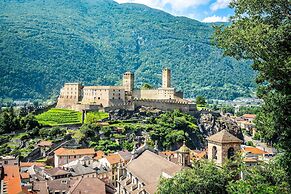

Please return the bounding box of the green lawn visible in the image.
[85,111,109,123]
[36,108,82,126]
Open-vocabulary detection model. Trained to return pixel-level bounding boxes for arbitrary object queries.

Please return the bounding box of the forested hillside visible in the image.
[0,0,255,100]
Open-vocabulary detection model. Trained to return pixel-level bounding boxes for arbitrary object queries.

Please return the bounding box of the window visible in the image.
[212,146,217,160]
[228,147,235,159]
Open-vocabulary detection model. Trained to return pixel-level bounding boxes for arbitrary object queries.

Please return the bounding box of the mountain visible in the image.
[0,0,255,100]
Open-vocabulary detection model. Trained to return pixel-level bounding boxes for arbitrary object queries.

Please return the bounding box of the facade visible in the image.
[54,148,95,167]
[56,68,196,112]
[207,130,243,166]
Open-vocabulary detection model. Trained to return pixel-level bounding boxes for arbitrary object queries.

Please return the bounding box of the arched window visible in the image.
[228,147,235,159]
[212,146,217,160]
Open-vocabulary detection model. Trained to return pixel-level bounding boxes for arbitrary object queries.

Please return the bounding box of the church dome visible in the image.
[177,141,190,153]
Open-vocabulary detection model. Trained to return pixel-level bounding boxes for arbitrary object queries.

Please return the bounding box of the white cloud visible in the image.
[202,15,229,23]
[114,0,210,16]
[210,0,231,11]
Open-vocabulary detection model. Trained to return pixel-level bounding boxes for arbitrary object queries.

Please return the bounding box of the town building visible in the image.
[207,129,243,166]
[54,148,95,167]
[117,150,183,194]
[56,68,196,112]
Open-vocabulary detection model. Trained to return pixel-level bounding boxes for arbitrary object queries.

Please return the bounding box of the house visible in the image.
[242,114,256,123]
[32,176,106,194]
[117,150,183,194]
[20,162,45,172]
[54,148,95,167]
[43,167,71,180]
[1,165,22,194]
[0,156,19,166]
[242,146,267,161]
[117,150,133,164]
[99,153,122,186]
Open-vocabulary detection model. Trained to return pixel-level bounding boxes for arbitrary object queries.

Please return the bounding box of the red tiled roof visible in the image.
[94,151,105,160]
[243,114,256,119]
[105,154,121,165]
[20,172,30,179]
[243,146,267,155]
[3,165,22,194]
[20,162,45,167]
[37,140,52,147]
[54,148,95,156]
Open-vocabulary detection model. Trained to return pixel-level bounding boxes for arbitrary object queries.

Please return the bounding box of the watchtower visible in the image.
[162,68,171,88]
[207,130,243,166]
[123,72,134,93]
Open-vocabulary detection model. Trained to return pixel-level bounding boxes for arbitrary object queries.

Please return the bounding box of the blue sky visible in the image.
[114,0,234,22]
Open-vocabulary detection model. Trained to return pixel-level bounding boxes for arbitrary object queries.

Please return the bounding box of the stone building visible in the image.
[116,150,183,194]
[56,68,196,112]
[54,148,96,167]
[207,130,243,166]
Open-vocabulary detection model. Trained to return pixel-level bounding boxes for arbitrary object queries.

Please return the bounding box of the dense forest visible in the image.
[0,0,255,100]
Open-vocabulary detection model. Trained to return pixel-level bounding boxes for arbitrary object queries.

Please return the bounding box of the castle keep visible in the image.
[56,68,196,112]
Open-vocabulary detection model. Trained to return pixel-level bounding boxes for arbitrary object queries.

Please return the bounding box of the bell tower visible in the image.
[207,130,243,166]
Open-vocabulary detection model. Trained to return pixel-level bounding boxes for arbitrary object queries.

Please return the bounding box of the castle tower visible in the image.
[162,68,171,88]
[123,72,134,93]
[177,141,191,166]
[207,130,243,166]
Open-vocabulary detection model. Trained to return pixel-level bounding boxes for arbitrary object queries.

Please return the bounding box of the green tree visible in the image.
[214,0,291,182]
[196,96,206,105]
[141,83,153,90]
[158,160,228,194]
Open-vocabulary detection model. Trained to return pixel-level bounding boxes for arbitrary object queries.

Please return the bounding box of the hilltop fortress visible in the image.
[56,68,196,112]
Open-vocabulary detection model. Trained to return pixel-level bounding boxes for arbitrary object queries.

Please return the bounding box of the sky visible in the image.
[114,0,234,22]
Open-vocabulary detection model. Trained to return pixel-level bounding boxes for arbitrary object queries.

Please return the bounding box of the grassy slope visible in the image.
[35,108,82,126]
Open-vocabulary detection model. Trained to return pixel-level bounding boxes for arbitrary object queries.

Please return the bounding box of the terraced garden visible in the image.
[35,108,82,126]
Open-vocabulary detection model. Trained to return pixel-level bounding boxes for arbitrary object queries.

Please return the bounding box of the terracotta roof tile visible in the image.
[243,114,256,119]
[3,165,22,194]
[105,154,121,165]
[20,162,45,168]
[54,148,95,156]
[37,141,52,147]
[94,151,105,160]
[243,146,267,155]
[20,172,30,179]
[207,130,243,143]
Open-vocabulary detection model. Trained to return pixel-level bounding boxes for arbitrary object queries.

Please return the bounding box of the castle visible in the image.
[56,68,196,112]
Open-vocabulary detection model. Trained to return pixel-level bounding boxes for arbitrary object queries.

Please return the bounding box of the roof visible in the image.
[94,150,105,160]
[127,150,182,192]
[32,181,48,194]
[54,148,95,156]
[159,151,175,157]
[191,150,207,159]
[243,146,267,155]
[243,114,256,119]
[20,162,45,168]
[68,162,96,176]
[243,158,258,163]
[105,154,122,165]
[37,140,52,147]
[177,141,190,153]
[20,172,30,179]
[207,130,243,144]
[44,167,71,177]
[3,165,22,194]
[47,178,74,192]
[118,150,132,162]
[69,177,106,194]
